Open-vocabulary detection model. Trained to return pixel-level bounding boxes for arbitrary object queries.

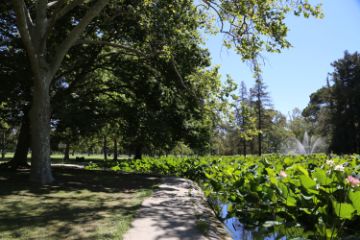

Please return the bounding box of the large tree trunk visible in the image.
[113,137,118,161]
[29,75,53,184]
[11,0,109,184]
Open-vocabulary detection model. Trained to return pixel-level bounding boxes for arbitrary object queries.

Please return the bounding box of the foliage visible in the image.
[107,154,360,239]
[304,51,360,154]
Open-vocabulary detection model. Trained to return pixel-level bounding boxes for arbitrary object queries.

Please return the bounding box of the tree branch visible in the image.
[12,0,40,77]
[47,0,85,33]
[49,0,109,80]
[76,39,144,56]
[35,0,48,52]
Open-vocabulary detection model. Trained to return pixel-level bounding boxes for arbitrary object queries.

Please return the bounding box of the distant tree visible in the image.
[302,85,332,146]
[234,82,258,155]
[329,51,360,153]
[250,75,272,155]
[288,108,312,139]
[263,110,290,153]
[303,51,360,154]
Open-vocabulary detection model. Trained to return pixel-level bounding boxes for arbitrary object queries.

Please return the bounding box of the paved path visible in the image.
[124,177,231,240]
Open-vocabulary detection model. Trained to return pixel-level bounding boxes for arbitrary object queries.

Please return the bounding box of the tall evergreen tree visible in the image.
[250,75,272,155]
[304,51,360,154]
[234,81,258,155]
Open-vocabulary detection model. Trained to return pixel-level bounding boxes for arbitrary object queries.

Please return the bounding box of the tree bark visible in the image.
[134,145,142,160]
[0,110,30,169]
[103,136,108,161]
[113,137,118,161]
[0,131,5,160]
[257,98,262,156]
[63,142,70,161]
[29,74,54,184]
[10,115,30,168]
[243,140,247,156]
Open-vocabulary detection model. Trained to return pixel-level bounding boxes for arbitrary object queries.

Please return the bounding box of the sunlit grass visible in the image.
[0,152,130,163]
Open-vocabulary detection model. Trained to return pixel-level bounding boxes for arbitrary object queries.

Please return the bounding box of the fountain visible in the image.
[285,131,326,155]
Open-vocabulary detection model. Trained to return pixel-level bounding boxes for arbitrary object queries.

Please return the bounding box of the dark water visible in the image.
[220,204,286,240]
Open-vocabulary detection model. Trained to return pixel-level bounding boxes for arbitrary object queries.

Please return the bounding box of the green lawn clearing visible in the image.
[0,168,160,240]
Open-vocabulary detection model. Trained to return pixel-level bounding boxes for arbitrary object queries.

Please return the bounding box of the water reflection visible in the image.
[220,204,286,240]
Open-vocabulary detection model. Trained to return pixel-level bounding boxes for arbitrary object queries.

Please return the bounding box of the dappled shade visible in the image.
[0,168,160,239]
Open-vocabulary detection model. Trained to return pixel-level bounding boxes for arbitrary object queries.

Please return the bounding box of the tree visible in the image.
[9,0,322,184]
[263,110,289,153]
[304,51,360,154]
[250,75,272,155]
[0,3,32,169]
[10,0,110,184]
[234,82,258,155]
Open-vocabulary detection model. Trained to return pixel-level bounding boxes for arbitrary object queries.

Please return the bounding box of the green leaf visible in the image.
[299,175,316,189]
[332,200,355,219]
[286,196,297,207]
[349,191,360,212]
[296,165,309,176]
[313,168,332,185]
[278,182,288,196]
[284,157,293,166]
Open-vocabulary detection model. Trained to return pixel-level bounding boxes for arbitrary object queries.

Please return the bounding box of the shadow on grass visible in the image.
[0,168,161,239]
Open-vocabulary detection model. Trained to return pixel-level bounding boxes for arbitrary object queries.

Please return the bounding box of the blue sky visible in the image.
[204,0,360,116]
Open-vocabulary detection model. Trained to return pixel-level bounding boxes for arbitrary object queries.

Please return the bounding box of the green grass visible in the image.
[0,153,130,166]
[0,168,160,240]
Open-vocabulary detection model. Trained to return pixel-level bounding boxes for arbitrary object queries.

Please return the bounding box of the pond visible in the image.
[220,203,286,240]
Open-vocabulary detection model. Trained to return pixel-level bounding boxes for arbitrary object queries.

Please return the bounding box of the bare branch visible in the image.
[49,0,109,80]
[76,39,143,56]
[48,0,85,30]
[47,1,62,8]
[24,5,34,27]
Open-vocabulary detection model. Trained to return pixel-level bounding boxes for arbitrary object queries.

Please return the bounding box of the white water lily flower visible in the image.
[334,164,345,172]
[326,160,335,167]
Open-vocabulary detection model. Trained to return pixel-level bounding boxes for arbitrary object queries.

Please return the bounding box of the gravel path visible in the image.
[123,177,231,240]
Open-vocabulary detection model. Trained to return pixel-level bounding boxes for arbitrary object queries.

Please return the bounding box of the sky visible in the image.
[204,0,360,116]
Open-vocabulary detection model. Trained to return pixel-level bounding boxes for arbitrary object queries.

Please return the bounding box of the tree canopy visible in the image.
[2,0,322,184]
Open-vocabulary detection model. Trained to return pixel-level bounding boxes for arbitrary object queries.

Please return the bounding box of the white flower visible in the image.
[334,164,345,172]
[326,160,335,167]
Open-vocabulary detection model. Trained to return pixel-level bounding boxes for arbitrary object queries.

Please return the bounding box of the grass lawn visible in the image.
[1,153,130,162]
[0,168,160,240]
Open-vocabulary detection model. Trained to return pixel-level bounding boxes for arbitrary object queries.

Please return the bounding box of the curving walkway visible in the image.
[123,177,231,240]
